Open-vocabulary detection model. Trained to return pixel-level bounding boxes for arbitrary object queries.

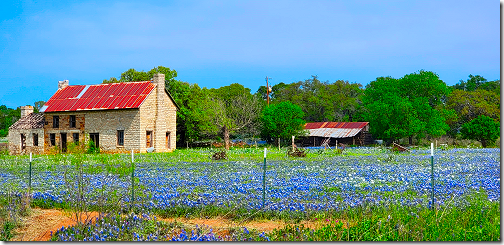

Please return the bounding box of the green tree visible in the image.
[0,105,20,137]
[255,82,288,101]
[33,101,45,113]
[103,66,178,85]
[363,91,422,142]
[165,80,216,146]
[272,76,363,122]
[478,79,500,94]
[260,101,306,143]
[460,115,500,147]
[399,70,450,107]
[445,89,500,136]
[452,74,487,91]
[362,71,450,144]
[208,84,262,150]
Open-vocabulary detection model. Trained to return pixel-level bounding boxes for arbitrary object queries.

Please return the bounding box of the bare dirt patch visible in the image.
[11,208,100,241]
[10,208,346,241]
[159,216,345,237]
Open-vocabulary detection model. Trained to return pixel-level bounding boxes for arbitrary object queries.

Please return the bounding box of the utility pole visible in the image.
[266,76,272,106]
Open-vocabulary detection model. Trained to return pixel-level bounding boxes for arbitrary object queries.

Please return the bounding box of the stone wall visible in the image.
[44,110,141,154]
[84,109,141,153]
[44,114,85,154]
[8,128,44,155]
[139,74,177,153]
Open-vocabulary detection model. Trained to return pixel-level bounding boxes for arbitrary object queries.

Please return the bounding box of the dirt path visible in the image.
[11,208,341,241]
[11,208,100,241]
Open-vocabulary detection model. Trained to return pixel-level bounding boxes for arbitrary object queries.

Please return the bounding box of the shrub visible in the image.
[86,140,100,154]
[460,115,500,147]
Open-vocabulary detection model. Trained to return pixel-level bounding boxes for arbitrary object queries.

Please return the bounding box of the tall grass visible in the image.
[269,191,500,241]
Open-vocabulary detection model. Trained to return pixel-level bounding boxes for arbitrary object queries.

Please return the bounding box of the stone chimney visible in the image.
[20,106,34,118]
[152,73,166,151]
[58,80,69,90]
[152,73,165,90]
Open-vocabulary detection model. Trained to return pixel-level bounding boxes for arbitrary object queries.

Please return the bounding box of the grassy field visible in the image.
[0,146,500,241]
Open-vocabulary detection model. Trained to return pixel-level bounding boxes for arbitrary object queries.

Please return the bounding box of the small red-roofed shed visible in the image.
[301,122,373,146]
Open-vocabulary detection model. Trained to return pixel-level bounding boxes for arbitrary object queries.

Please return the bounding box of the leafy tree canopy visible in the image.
[445,89,500,136]
[362,71,450,143]
[166,80,217,143]
[0,105,20,137]
[33,101,45,113]
[102,66,177,85]
[207,83,262,149]
[451,74,500,95]
[260,101,306,142]
[460,115,500,147]
[266,76,363,122]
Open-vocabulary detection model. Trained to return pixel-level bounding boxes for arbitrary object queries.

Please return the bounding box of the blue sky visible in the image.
[0,0,500,108]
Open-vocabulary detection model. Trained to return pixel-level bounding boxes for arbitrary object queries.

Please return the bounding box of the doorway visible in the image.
[90,133,99,148]
[146,131,153,148]
[20,134,26,150]
[61,133,67,153]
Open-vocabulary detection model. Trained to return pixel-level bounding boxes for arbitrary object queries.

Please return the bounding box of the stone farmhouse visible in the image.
[8,73,178,155]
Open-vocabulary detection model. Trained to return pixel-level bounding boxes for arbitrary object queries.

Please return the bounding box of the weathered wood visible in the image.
[287,147,306,157]
[211,150,227,160]
[392,142,410,152]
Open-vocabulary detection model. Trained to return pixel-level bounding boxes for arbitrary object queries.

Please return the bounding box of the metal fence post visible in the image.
[430,143,434,209]
[262,148,267,209]
[131,150,134,211]
[29,152,32,193]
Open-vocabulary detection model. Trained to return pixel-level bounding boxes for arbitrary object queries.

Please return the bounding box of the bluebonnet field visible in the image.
[0,146,500,241]
[0,147,499,212]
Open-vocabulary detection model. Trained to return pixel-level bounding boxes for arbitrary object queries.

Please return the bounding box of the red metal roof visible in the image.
[303,122,369,139]
[304,122,368,129]
[41,81,156,112]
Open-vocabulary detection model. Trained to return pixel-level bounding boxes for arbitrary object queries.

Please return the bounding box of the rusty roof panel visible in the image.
[303,121,369,138]
[307,127,364,138]
[304,122,326,129]
[304,122,368,129]
[43,81,156,112]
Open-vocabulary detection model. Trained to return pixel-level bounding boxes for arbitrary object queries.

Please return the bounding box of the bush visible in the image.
[86,140,100,154]
[460,115,500,147]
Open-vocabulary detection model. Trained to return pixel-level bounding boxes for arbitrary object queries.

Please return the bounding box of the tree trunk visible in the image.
[223,126,230,150]
[409,136,413,146]
[481,139,487,148]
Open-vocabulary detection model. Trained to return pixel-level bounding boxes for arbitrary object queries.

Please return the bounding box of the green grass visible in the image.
[0,145,392,167]
[44,191,500,241]
[1,221,16,241]
[268,192,500,241]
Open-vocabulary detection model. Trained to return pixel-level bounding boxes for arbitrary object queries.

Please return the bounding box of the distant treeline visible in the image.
[2,67,499,148]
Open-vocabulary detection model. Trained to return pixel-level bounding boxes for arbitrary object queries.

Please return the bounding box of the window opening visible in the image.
[53,116,59,128]
[69,115,76,128]
[117,130,124,146]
